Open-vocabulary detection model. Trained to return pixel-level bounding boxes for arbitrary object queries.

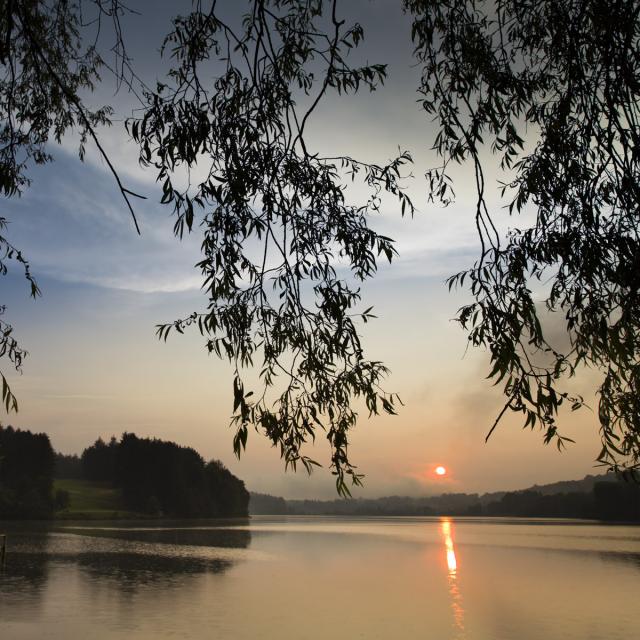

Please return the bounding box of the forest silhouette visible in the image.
[250,478,640,522]
[0,425,249,518]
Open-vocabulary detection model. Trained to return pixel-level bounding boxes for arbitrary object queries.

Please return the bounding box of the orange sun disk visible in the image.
[435,466,447,476]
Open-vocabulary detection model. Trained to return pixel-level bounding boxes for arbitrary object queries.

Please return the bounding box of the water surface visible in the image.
[1,517,638,639]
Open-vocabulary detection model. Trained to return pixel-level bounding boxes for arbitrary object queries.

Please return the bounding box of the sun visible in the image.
[435,466,447,476]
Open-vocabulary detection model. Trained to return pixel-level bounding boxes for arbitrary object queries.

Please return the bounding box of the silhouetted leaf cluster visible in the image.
[407,0,640,471]
[134,0,412,495]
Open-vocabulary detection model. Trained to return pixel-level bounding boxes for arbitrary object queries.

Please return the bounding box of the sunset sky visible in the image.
[3,0,606,499]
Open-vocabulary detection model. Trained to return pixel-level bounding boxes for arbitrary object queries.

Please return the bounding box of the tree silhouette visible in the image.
[0,424,55,517]
[83,432,250,517]
[407,0,640,472]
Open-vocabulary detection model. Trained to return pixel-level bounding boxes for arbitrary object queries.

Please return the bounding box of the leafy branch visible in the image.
[137,0,413,495]
[407,0,640,472]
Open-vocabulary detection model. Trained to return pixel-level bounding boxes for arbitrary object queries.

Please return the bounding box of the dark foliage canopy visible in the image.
[54,451,83,479]
[82,433,250,517]
[0,424,55,517]
[1,0,639,492]
[81,435,118,482]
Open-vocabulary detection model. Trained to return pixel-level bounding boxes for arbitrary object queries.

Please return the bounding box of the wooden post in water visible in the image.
[1,534,5,567]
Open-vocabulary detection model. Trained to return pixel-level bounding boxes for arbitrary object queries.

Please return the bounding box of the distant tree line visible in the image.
[253,478,640,522]
[1,425,249,518]
[53,452,83,480]
[482,485,640,521]
[249,492,288,515]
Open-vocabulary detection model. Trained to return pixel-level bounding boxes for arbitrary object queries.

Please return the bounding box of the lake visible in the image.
[1,517,639,639]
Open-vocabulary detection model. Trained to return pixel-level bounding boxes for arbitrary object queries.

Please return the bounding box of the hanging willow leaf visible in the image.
[132,0,414,495]
[407,0,640,474]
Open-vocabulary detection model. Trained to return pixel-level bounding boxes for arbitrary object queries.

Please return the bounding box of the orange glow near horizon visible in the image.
[435,466,447,476]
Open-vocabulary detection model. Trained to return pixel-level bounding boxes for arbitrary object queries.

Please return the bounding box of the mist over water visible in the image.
[1,517,639,639]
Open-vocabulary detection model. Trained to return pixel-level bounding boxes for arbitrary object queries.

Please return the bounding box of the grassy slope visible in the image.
[53,479,140,519]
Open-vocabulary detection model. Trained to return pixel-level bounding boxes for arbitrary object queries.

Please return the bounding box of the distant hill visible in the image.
[474,473,618,505]
[249,492,288,515]
[249,473,638,521]
[523,474,616,496]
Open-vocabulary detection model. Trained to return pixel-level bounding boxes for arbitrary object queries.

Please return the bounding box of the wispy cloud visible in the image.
[4,149,204,293]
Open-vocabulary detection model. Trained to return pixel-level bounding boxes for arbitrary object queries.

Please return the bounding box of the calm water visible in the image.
[1,517,639,639]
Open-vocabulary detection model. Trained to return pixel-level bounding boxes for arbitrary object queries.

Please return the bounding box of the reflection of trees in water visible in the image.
[0,538,51,619]
[0,524,252,610]
[598,551,640,571]
[59,524,252,589]
[520,545,640,572]
[69,522,252,550]
[66,525,252,605]
[74,551,233,589]
[0,551,50,601]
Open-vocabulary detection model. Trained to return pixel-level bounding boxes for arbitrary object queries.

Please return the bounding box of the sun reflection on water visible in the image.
[440,518,466,638]
[442,519,458,574]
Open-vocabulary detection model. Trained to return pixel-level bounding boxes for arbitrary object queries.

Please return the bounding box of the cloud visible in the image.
[6,136,488,298]
[4,149,203,293]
